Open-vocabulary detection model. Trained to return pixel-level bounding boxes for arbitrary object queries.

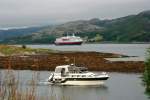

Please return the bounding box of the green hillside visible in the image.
[102,11,150,42]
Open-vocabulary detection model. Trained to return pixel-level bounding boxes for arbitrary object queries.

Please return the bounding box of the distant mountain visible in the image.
[34,18,105,36]
[1,10,150,44]
[0,26,47,41]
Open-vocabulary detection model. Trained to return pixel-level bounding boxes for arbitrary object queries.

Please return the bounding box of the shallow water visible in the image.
[0,70,148,100]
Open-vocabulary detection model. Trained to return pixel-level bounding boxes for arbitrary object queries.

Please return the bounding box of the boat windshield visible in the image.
[55,68,63,73]
[79,67,88,72]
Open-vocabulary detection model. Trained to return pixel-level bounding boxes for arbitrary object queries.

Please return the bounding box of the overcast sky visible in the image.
[0,0,150,28]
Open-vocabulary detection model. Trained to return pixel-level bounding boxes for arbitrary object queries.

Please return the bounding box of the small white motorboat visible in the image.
[47,64,109,85]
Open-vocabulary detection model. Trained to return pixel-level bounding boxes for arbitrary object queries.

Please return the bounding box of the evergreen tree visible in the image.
[94,34,103,42]
[144,49,150,92]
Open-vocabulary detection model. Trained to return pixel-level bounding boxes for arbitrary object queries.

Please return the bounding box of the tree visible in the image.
[144,48,150,92]
[22,45,26,49]
[94,34,103,42]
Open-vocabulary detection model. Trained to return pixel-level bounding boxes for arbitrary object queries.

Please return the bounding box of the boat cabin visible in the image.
[54,64,88,76]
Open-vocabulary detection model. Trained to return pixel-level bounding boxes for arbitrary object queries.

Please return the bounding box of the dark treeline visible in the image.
[144,48,150,93]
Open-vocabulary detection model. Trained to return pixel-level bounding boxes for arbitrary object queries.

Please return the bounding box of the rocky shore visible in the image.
[0,51,144,73]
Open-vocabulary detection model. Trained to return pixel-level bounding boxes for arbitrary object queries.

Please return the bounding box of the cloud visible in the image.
[0,0,150,27]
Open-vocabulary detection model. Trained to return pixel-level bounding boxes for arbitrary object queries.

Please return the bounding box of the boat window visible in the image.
[79,67,88,72]
[55,68,66,73]
[61,68,66,77]
[88,75,92,77]
[68,66,88,74]
[77,75,80,77]
[55,68,61,73]
[72,75,77,77]
[82,75,86,77]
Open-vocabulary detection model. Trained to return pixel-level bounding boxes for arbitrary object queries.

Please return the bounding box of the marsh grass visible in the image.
[0,70,70,100]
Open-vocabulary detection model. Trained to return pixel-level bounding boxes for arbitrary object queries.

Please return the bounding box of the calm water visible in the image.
[26,44,150,57]
[0,70,148,100]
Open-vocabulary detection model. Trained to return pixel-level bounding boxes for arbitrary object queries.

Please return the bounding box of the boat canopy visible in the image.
[54,64,88,73]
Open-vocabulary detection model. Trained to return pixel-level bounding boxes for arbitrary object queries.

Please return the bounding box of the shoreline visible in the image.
[1,42,150,45]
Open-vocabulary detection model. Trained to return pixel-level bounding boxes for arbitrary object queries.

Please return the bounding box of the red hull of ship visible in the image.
[55,41,82,45]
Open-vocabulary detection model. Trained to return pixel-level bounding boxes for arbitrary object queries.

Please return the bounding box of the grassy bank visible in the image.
[0,45,55,56]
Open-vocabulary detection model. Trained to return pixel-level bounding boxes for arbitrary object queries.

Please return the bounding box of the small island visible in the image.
[0,45,144,72]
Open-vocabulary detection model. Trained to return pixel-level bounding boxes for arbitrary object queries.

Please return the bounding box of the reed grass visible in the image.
[0,69,70,100]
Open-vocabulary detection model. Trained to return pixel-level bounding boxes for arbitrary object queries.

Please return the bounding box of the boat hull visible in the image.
[61,80,105,85]
[51,77,109,85]
[55,41,82,45]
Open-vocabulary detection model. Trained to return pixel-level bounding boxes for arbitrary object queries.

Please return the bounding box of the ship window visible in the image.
[62,38,69,41]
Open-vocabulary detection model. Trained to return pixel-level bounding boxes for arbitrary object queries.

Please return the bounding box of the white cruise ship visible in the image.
[54,34,83,45]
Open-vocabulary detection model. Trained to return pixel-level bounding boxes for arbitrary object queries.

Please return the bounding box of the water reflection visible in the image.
[44,85,109,100]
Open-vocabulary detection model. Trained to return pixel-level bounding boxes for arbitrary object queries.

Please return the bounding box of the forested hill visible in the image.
[101,10,150,42]
[1,10,150,44]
